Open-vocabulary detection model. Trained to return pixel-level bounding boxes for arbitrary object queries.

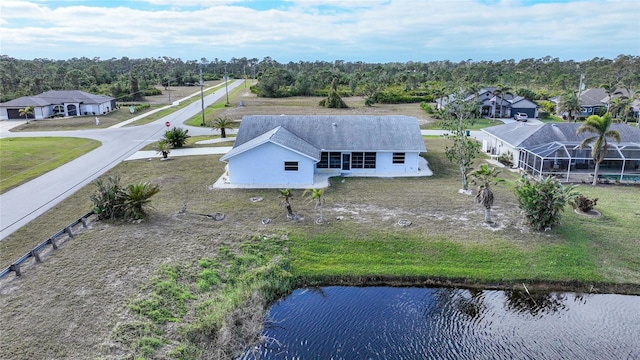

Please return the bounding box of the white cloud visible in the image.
[0,0,638,61]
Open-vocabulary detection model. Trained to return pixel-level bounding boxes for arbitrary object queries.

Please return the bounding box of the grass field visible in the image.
[0,137,101,193]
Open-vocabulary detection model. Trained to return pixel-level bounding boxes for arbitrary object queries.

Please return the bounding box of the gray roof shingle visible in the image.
[0,90,113,107]
[221,126,320,161]
[231,115,426,153]
[483,122,640,148]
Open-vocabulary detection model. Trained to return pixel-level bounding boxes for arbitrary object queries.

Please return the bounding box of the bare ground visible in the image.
[209,88,436,127]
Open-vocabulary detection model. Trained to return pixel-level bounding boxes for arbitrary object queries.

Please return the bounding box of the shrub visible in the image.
[498,151,514,167]
[144,88,162,96]
[514,176,577,231]
[90,175,160,221]
[571,194,598,213]
[421,102,435,114]
[162,127,190,148]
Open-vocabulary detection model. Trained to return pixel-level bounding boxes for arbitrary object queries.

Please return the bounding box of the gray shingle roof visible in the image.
[231,115,426,154]
[0,90,113,107]
[221,126,320,161]
[483,122,640,148]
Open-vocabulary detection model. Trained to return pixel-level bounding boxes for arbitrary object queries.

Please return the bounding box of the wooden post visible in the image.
[65,226,74,238]
[50,237,58,250]
[81,217,88,228]
[10,264,21,276]
[31,250,42,263]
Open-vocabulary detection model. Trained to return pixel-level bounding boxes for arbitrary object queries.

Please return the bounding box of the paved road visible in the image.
[0,80,245,240]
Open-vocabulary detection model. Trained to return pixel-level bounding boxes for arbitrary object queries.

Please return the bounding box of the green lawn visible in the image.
[125,83,228,126]
[421,117,504,130]
[0,137,101,193]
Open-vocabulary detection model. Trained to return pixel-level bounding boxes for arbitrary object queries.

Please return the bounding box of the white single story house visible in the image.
[482,122,640,182]
[219,115,427,187]
[0,90,116,120]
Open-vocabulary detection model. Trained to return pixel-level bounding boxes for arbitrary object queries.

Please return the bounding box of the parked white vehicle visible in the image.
[514,112,528,121]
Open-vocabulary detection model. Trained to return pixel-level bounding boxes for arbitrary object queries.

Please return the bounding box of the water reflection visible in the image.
[242,286,640,360]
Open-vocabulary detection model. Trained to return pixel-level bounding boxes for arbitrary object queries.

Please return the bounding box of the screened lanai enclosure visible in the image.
[519,141,640,183]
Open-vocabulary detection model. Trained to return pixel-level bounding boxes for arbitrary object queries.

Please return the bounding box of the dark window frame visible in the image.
[284,161,299,171]
[392,152,406,164]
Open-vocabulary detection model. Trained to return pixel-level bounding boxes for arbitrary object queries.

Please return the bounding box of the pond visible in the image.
[242,286,640,359]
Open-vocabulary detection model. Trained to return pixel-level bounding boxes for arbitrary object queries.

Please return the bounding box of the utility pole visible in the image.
[224,64,229,105]
[200,67,205,126]
[168,80,171,104]
[577,73,585,98]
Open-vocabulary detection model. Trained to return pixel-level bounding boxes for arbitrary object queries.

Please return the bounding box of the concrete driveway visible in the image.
[0,80,245,240]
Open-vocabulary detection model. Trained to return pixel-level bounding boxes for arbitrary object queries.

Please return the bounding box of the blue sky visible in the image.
[1,0,638,62]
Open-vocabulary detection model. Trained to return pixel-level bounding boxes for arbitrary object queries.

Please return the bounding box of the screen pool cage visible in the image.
[519,141,640,183]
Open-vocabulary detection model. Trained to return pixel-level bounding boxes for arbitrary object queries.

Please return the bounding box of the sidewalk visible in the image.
[109,83,227,128]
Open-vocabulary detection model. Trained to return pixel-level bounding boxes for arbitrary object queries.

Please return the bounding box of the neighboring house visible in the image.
[482,122,640,182]
[438,87,538,119]
[220,115,427,187]
[0,90,116,120]
[549,87,634,119]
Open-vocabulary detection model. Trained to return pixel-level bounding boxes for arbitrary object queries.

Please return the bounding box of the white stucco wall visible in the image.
[375,152,421,174]
[226,142,315,185]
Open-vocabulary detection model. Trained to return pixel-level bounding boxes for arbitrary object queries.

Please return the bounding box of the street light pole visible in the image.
[224,64,229,105]
[200,67,205,126]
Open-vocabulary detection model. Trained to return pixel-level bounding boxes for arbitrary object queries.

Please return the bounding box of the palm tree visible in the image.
[279,188,295,219]
[303,188,325,224]
[210,116,234,138]
[163,127,190,147]
[577,113,621,185]
[559,92,582,122]
[432,86,447,110]
[19,106,34,124]
[469,164,503,223]
[124,182,160,220]
[492,84,512,118]
[154,140,172,159]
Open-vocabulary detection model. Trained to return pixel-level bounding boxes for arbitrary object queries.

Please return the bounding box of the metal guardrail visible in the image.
[0,211,94,279]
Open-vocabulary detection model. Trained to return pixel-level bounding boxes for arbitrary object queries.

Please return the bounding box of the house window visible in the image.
[317,152,342,168]
[392,152,405,164]
[350,152,376,168]
[329,152,341,168]
[364,152,376,168]
[317,152,342,169]
[284,161,298,171]
[352,152,364,168]
[317,152,328,168]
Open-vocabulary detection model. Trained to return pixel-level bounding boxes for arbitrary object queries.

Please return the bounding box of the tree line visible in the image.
[1,54,638,104]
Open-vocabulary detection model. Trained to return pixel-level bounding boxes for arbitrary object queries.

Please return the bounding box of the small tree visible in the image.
[514,176,577,231]
[469,164,503,223]
[210,116,234,138]
[304,188,325,224]
[279,189,295,219]
[154,140,172,159]
[441,91,481,192]
[162,127,190,148]
[320,77,348,109]
[19,106,34,124]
